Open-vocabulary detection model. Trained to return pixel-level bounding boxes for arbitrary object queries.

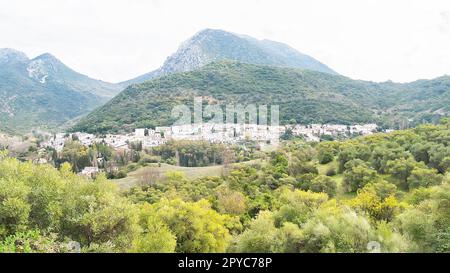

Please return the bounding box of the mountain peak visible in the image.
[0,48,29,63]
[27,53,66,83]
[36,52,56,59]
[120,29,337,87]
[33,52,62,64]
[192,28,232,39]
[0,48,25,55]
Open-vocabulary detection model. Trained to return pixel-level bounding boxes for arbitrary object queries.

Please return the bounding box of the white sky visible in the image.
[1,0,449,83]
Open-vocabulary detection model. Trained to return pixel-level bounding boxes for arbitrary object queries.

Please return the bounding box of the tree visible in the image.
[408,168,443,189]
[292,145,316,162]
[365,180,398,200]
[59,174,140,250]
[230,211,286,253]
[308,175,337,197]
[397,183,450,252]
[0,169,31,237]
[440,157,450,173]
[270,152,289,179]
[287,157,318,177]
[317,142,337,164]
[0,156,141,251]
[132,221,175,253]
[371,145,408,173]
[318,149,334,164]
[386,157,419,189]
[150,198,231,253]
[299,207,373,253]
[343,163,379,193]
[132,204,176,253]
[337,143,371,173]
[348,187,403,222]
[273,189,328,227]
[216,187,247,215]
[411,142,431,164]
[428,144,450,173]
[59,141,92,172]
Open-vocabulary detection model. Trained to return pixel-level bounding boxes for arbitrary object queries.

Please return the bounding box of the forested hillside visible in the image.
[73,61,450,134]
[2,120,449,253]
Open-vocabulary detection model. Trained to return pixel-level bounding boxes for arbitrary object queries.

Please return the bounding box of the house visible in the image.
[80,167,99,178]
[135,128,146,137]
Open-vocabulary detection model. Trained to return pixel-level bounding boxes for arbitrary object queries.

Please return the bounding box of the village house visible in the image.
[80,166,99,178]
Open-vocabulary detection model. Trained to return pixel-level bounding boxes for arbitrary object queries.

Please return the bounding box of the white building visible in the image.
[135,128,146,137]
[80,167,99,177]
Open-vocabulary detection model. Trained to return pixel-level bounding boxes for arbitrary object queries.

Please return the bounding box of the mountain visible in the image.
[71,61,376,133]
[120,29,337,87]
[0,48,122,133]
[74,61,450,134]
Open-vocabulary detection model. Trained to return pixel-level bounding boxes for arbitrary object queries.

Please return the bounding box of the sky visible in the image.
[1,0,449,83]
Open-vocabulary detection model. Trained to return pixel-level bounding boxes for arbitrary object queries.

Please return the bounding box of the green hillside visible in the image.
[73,62,386,133]
[74,61,450,133]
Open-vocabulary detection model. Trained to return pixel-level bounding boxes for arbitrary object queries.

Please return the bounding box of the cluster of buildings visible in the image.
[36,123,379,178]
[40,123,379,153]
[41,130,165,152]
[291,124,378,142]
[164,123,283,144]
[43,133,70,152]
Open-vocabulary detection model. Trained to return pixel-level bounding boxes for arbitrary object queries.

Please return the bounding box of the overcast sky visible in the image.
[1,0,449,83]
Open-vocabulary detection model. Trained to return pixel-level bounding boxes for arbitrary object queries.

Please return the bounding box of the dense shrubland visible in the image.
[1,120,450,252]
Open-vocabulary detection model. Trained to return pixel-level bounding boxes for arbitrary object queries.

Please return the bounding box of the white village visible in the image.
[29,123,379,177]
[41,123,379,152]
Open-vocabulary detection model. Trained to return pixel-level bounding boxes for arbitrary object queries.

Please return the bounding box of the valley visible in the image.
[0,27,449,255]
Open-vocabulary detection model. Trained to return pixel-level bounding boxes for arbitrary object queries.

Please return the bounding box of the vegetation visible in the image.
[1,121,450,252]
[150,140,258,167]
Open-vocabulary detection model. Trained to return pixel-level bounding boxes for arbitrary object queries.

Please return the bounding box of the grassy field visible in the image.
[114,160,261,190]
[114,163,224,190]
